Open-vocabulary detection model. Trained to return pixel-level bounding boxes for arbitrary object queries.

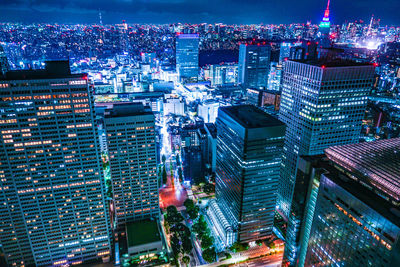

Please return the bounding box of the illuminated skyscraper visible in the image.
[238,44,271,89]
[209,63,238,87]
[279,41,318,66]
[198,99,220,123]
[277,60,375,218]
[104,103,159,228]
[214,105,285,244]
[318,0,332,48]
[303,139,400,266]
[0,61,112,266]
[279,42,302,63]
[176,33,199,81]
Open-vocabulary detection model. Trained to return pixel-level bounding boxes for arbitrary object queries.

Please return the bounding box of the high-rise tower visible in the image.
[176,33,199,81]
[214,105,286,244]
[238,44,271,89]
[104,103,159,229]
[0,61,112,266]
[276,59,375,219]
[304,139,400,266]
[318,0,332,48]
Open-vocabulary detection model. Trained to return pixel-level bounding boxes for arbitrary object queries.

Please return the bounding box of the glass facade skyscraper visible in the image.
[176,33,199,80]
[277,59,375,218]
[238,44,271,89]
[283,156,323,266]
[209,63,238,87]
[215,105,286,243]
[104,103,159,228]
[304,139,400,266]
[0,61,112,266]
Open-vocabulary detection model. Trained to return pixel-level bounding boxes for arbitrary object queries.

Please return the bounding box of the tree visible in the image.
[201,234,214,249]
[158,165,162,175]
[176,154,181,166]
[166,205,178,215]
[203,183,215,194]
[182,255,190,267]
[192,215,208,238]
[162,165,167,185]
[181,236,193,254]
[178,167,183,183]
[230,242,248,252]
[162,154,166,164]
[171,233,181,257]
[163,216,170,233]
[184,199,199,220]
[171,222,190,236]
[202,247,216,263]
[166,205,184,226]
[183,199,194,209]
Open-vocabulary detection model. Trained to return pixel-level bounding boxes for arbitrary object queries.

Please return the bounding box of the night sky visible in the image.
[1,0,399,25]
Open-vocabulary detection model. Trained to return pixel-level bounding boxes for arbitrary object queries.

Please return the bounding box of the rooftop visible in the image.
[177,33,199,39]
[325,138,400,204]
[126,220,161,247]
[291,58,373,68]
[104,103,153,118]
[314,156,400,228]
[219,105,284,129]
[1,61,85,80]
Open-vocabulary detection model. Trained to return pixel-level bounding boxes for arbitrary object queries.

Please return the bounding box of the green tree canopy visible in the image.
[165,205,184,225]
[202,247,216,263]
[170,233,181,257]
[182,255,190,266]
[162,165,167,184]
[201,234,214,249]
[192,215,208,238]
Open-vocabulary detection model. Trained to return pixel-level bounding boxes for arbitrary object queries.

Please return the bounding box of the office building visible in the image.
[209,63,238,87]
[0,61,112,266]
[246,88,281,110]
[214,105,286,245]
[204,123,217,173]
[141,52,157,68]
[282,155,323,266]
[280,42,302,63]
[182,146,205,185]
[268,62,283,92]
[104,103,159,228]
[176,33,199,80]
[180,124,202,148]
[198,99,220,123]
[163,97,185,116]
[277,59,375,218]
[280,41,318,64]
[303,139,400,266]
[238,44,271,89]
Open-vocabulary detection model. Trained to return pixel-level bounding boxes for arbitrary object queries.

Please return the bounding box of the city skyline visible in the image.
[0,1,399,266]
[1,0,400,25]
